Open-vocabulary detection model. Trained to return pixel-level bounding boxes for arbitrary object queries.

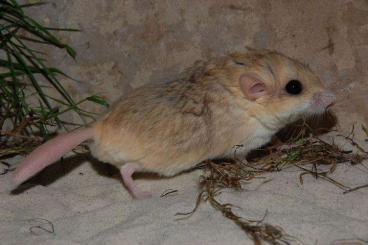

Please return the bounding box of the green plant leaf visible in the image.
[44,27,80,32]
[19,2,48,8]
[87,95,109,107]
[65,46,77,59]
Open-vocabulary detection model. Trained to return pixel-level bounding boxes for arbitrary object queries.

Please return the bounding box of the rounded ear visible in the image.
[239,73,268,101]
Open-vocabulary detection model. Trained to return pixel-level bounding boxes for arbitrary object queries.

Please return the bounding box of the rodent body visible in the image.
[91,79,272,176]
[12,49,336,198]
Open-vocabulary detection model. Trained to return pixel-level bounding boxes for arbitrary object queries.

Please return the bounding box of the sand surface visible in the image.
[1,153,367,245]
[1,1,367,244]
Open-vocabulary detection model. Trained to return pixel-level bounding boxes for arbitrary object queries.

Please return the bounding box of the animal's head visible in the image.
[228,49,335,129]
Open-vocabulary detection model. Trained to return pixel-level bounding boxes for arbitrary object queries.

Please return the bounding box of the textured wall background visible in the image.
[28,0,368,130]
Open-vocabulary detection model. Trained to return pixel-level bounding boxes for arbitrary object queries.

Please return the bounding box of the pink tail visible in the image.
[12,127,95,187]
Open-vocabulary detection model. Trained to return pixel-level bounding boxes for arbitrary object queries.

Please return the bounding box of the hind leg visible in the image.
[120,162,152,199]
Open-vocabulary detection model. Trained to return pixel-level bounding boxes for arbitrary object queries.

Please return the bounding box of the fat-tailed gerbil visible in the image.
[12,49,336,198]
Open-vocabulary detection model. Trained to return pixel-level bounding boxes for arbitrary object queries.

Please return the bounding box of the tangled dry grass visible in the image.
[177,123,368,245]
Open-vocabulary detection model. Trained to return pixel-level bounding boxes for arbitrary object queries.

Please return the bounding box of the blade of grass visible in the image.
[11,42,46,55]
[1,11,77,59]
[6,45,54,114]
[86,95,109,107]
[21,16,77,58]
[10,37,88,124]
[44,94,99,113]
[5,47,24,127]
[8,40,73,104]
[18,2,48,8]
[0,27,20,47]
[17,35,55,45]
[0,58,74,78]
[0,23,18,32]
[0,71,27,78]
[43,27,80,32]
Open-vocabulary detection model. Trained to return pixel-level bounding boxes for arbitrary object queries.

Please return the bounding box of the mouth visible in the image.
[325,101,335,110]
[312,91,336,112]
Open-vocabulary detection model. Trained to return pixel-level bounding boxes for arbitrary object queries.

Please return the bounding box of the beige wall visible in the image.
[29,0,368,128]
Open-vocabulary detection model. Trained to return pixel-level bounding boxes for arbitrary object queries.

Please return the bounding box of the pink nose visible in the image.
[313,91,336,109]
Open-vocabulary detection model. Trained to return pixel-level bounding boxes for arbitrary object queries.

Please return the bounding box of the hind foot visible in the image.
[120,163,152,199]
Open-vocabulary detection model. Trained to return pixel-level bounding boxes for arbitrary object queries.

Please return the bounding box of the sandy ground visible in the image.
[1,1,368,244]
[1,150,367,245]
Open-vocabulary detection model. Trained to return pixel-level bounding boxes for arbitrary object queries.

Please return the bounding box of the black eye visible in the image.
[285,80,303,95]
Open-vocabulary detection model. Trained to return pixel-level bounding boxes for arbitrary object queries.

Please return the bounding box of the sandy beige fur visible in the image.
[91,50,332,176]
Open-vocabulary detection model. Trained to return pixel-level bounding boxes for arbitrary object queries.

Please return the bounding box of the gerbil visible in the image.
[12,49,336,198]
